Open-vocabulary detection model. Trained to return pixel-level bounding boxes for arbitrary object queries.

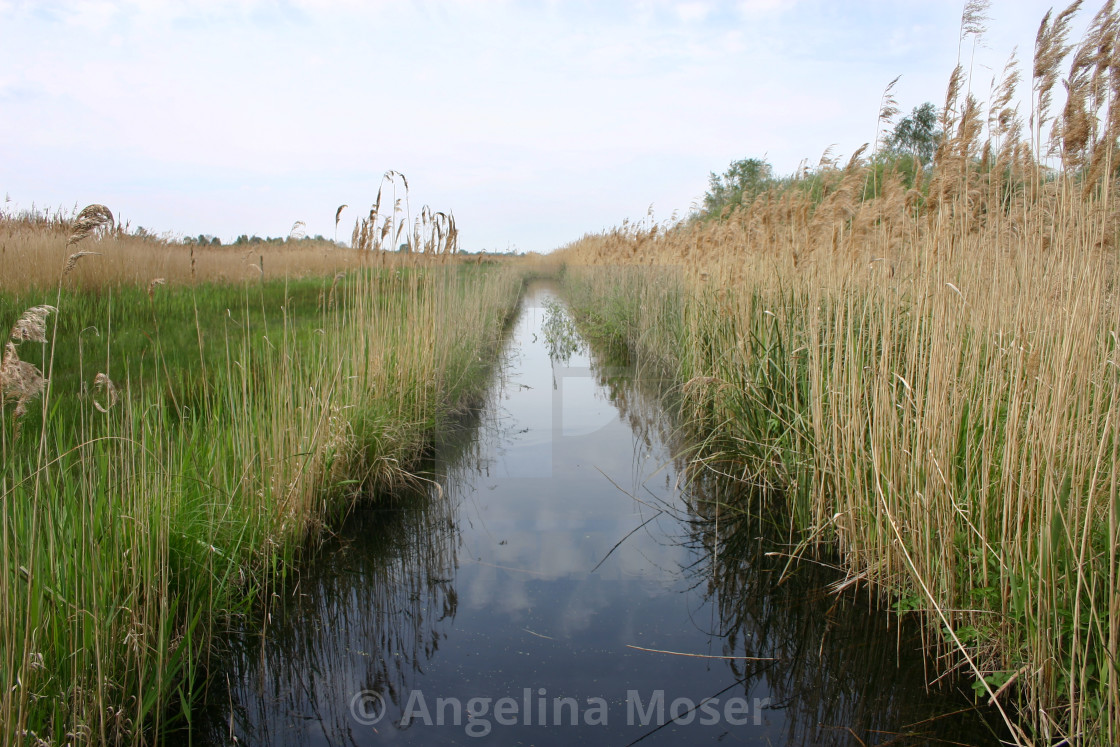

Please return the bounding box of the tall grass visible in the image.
[556,2,1120,743]
[0,205,371,290]
[0,199,522,743]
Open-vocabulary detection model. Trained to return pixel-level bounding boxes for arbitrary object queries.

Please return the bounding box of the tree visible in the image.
[703,157,774,214]
[885,102,941,164]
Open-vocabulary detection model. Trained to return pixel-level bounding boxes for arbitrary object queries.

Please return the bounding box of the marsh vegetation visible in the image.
[0,186,521,744]
[553,2,1120,743]
[5,2,1120,744]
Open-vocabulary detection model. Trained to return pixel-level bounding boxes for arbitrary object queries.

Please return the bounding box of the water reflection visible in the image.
[193,485,460,745]
[540,298,586,365]
[684,478,1008,746]
[191,284,1007,746]
[586,328,1009,746]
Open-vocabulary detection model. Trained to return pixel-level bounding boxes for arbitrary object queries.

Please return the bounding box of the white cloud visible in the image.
[0,0,1079,252]
[674,1,712,22]
[61,0,120,27]
[736,0,789,15]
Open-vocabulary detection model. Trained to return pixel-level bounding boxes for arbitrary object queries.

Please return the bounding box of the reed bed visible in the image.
[0,215,370,291]
[0,198,522,743]
[555,2,1120,743]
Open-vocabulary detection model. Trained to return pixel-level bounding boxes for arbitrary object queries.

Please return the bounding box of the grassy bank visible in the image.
[554,4,1120,743]
[1,217,523,743]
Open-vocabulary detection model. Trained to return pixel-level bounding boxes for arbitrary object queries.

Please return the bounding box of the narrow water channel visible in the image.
[192,283,1007,746]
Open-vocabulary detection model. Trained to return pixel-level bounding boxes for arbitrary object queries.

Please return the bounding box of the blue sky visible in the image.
[0,1,1084,253]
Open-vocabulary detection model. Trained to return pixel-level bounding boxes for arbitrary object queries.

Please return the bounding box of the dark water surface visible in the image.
[191,283,1007,746]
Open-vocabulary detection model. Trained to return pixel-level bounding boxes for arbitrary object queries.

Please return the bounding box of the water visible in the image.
[191,283,1007,746]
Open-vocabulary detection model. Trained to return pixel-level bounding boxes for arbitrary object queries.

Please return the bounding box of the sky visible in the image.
[0,0,1092,253]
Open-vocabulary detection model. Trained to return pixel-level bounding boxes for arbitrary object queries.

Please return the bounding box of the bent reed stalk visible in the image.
[556,2,1120,744]
[0,207,523,744]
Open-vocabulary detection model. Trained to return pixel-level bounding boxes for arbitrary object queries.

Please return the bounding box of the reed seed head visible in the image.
[67,204,114,246]
[0,341,46,425]
[9,305,57,343]
[92,372,118,413]
[961,0,991,39]
[63,250,102,276]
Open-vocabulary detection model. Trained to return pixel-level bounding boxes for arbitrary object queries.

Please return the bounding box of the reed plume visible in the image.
[961,0,991,38]
[91,372,118,413]
[63,250,101,276]
[1033,2,1083,153]
[67,204,114,246]
[9,305,57,343]
[1,305,56,431]
[876,75,903,155]
[0,342,44,423]
[335,204,347,241]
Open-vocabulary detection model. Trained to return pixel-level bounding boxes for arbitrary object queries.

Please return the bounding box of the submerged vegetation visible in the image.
[0,182,522,743]
[556,1,1120,743]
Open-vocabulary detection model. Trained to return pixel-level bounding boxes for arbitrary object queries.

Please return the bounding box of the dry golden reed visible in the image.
[0,221,371,291]
[66,203,114,246]
[557,2,1120,743]
[91,372,118,413]
[0,305,56,426]
[9,304,55,343]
